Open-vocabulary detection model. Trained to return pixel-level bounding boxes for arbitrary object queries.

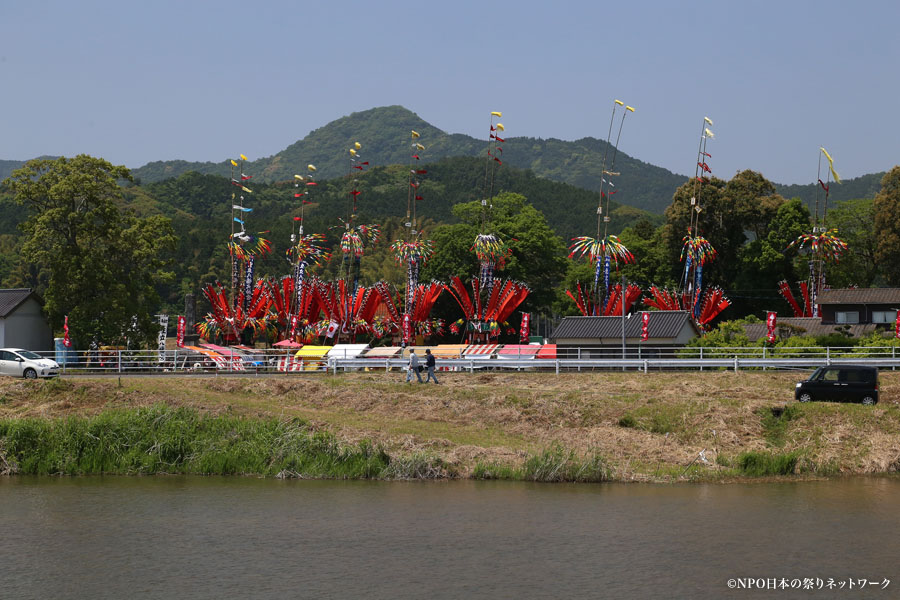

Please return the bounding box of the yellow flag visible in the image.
[242,186,252,193]
[411,130,420,138]
[820,147,841,183]
[307,164,317,172]
[294,174,304,180]
[704,128,715,139]
[625,105,635,112]
[496,123,505,132]
[350,149,357,156]
[230,159,238,167]
[416,143,425,150]
[704,116,713,125]
[614,100,624,106]
[491,111,502,117]
[354,142,361,149]
[240,154,248,161]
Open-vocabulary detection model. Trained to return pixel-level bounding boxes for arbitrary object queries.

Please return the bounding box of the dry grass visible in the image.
[2,370,900,480]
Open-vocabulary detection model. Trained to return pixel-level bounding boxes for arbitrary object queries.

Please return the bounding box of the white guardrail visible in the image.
[28,346,900,376]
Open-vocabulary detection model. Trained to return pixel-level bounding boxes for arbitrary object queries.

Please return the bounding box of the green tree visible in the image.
[3,155,176,346]
[732,198,809,315]
[421,192,567,315]
[825,198,880,287]
[873,166,900,285]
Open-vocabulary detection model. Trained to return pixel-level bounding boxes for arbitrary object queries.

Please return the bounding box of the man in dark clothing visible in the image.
[424,348,439,384]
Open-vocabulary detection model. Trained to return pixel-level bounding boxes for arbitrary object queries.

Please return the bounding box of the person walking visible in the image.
[424,348,439,384]
[406,348,423,383]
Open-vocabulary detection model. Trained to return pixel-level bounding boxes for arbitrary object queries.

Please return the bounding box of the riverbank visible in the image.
[1,371,899,481]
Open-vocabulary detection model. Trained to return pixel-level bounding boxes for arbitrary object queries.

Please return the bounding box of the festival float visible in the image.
[444,112,530,343]
[566,99,641,316]
[373,130,444,345]
[269,163,332,343]
[778,147,847,316]
[314,141,384,342]
[196,154,275,343]
[644,118,731,329]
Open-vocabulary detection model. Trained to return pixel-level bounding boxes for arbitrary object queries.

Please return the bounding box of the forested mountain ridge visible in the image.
[2,106,886,215]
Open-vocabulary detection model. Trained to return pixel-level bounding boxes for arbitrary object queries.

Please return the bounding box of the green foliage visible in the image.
[2,155,176,346]
[736,450,799,476]
[759,405,801,447]
[0,405,397,478]
[684,320,751,349]
[874,166,900,285]
[825,198,881,287]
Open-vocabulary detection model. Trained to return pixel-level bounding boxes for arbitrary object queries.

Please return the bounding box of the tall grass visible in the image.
[474,446,612,483]
[0,405,415,478]
[736,450,799,476]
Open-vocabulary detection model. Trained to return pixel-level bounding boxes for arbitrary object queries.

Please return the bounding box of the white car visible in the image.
[0,348,60,379]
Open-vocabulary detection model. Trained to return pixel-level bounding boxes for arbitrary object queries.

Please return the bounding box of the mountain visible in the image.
[132,106,687,214]
[775,172,886,210]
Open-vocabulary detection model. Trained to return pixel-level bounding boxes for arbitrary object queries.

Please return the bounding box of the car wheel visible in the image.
[861,396,876,406]
[798,392,813,403]
[23,368,37,380]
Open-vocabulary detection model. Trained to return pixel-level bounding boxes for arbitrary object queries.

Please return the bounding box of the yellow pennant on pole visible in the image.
[496,123,505,131]
[820,147,841,183]
[625,105,635,113]
[411,130,420,138]
[240,154,248,161]
[614,100,624,106]
[230,159,238,167]
[491,111,502,117]
[307,164,317,172]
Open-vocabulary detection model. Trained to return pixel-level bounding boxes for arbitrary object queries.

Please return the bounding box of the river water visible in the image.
[2,477,898,599]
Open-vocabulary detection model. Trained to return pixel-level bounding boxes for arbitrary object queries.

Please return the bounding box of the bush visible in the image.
[737,450,799,476]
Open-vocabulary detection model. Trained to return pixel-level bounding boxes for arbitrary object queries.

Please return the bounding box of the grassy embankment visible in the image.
[1,371,899,481]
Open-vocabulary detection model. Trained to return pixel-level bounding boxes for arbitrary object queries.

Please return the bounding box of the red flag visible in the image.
[63,315,72,347]
[415,195,423,200]
[176,316,186,348]
[302,200,312,205]
[895,310,900,339]
[519,312,530,344]
[241,175,253,181]
[293,217,302,221]
[698,162,711,172]
[409,182,419,189]
[701,152,712,157]
[416,169,427,174]
[494,158,502,164]
[360,161,369,165]
[353,165,364,170]
[641,312,649,341]
[412,155,419,160]
[818,179,829,193]
[351,190,361,196]
[294,193,305,197]
[306,182,318,186]
[766,311,777,343]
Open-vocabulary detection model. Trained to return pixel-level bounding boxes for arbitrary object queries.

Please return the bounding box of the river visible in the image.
[2,477,898,599]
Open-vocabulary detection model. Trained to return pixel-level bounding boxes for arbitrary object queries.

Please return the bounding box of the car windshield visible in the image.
[17,350,42,359]
[809,367,825,381]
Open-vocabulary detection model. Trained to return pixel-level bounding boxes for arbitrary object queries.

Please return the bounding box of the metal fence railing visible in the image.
[22,346,900,376]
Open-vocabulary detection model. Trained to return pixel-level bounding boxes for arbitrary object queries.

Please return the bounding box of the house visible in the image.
[815,288,900,325]
[549,311,700,358]
[0,289,53,351]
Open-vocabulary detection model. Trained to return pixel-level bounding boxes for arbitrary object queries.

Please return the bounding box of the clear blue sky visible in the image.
[2,0,897,184]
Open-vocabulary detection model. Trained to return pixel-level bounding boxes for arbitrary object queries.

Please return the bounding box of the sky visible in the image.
[2,0,898,184]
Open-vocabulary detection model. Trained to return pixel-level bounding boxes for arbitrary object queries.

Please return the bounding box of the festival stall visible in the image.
[200,343,246,371]
[497,345,540,361]
[291,345,331,371]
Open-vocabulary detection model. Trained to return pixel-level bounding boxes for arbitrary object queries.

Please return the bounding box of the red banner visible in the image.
[63,315,72,347]
[176,316,186,348]
[519,313,530,344]
[895,310,900,339]
[641,312,649,341]
[402,314,412,345]
[767,311,777,343]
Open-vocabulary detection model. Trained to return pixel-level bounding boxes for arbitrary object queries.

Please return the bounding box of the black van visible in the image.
[794,365,879,405]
